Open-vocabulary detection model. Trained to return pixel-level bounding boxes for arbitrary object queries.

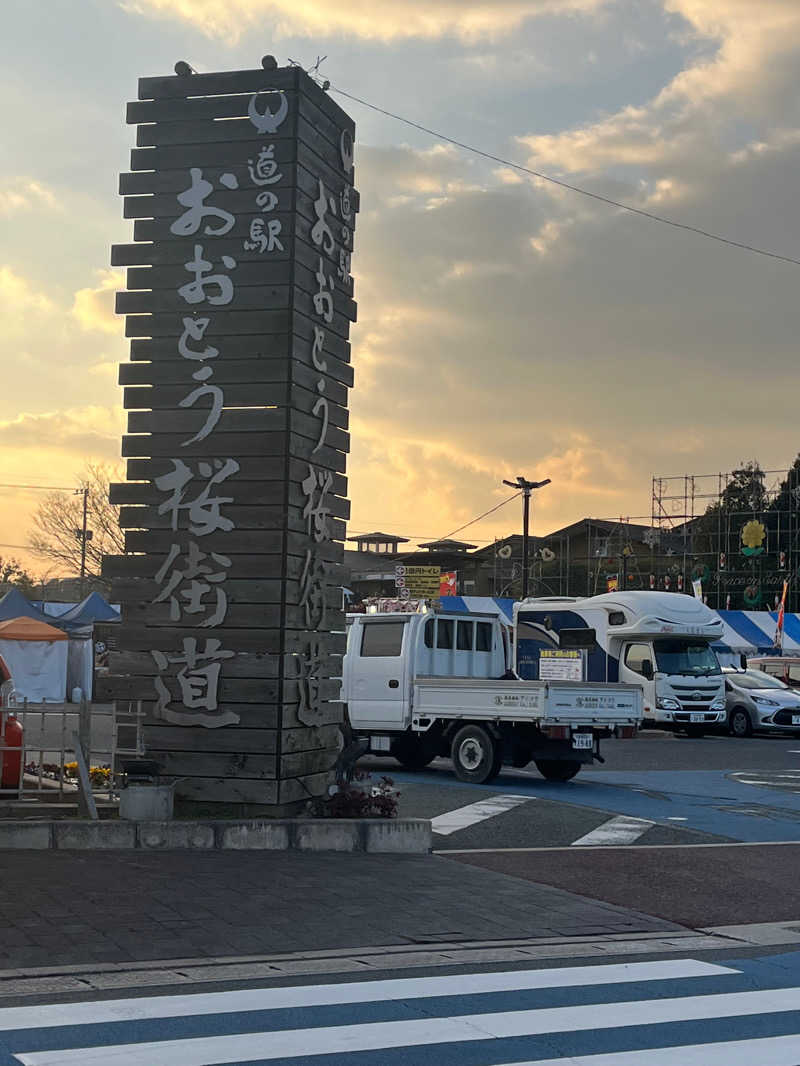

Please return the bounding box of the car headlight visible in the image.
[656,696,681,710]
[752,696,779,707]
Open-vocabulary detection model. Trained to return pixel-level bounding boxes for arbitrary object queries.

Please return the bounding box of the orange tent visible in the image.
[0,616,68,642]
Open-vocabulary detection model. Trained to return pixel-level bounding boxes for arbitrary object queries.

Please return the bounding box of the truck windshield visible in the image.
[653,639,720,676]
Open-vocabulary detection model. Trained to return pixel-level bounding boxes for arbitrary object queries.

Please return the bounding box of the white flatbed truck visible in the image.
[342,610,641,784]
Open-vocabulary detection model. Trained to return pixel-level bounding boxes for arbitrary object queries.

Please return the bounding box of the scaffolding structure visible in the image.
[651,467,800,610]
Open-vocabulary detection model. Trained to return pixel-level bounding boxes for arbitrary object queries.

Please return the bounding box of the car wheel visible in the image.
[450,724,502,784]
[729,707,753,738]
[534,759,582,782]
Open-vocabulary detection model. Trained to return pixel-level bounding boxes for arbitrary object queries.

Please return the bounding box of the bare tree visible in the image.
[28,463,125,583]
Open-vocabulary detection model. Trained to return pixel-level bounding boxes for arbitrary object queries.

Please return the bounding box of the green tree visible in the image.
[692,460,768,554]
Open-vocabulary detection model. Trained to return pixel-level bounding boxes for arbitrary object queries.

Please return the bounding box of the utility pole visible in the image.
[74,487,91,600]
[502,476,551,600]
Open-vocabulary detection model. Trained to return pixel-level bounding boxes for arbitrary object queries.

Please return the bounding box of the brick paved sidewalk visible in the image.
[0,851,680,969]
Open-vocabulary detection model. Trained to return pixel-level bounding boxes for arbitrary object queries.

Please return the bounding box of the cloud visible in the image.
[71,269,125,335]
[122,0,608,42]
[0,266,54,314]
[0,179,58,217]
[518,0,800,182]
[344,129,800,541]
[0,406,123,457]
[0,265,125,432]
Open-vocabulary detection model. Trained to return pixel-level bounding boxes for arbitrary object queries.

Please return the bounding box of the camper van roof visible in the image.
[516,591,719,621]
[347,610,499,620]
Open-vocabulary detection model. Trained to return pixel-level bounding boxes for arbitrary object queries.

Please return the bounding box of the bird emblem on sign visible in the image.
[247,91,289,134]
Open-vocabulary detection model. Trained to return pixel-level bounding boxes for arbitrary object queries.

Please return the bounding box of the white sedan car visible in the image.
[723,667,800,737]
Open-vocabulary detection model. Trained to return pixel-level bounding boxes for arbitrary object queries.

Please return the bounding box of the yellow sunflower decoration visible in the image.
[741,519,766,557]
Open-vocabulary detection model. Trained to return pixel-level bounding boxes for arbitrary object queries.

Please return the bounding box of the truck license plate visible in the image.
[690,713,705,723]
[572,733,593,750]
[792,716,800,726]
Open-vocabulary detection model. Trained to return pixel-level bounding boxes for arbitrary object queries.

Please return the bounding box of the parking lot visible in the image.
[359,728,800,926]
[366,729,800,848]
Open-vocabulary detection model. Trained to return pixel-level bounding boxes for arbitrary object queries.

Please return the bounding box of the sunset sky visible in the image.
[2,0,800,575]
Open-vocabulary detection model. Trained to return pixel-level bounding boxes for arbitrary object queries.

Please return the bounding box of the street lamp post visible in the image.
[502,476,552,600]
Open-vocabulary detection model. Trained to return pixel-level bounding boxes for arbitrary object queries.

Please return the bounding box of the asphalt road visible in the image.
[447,844,800,928]
[358,729,800,929]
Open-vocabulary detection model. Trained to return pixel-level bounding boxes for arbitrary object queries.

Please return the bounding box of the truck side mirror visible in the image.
[640,659,654,681]
[740,654,747,670]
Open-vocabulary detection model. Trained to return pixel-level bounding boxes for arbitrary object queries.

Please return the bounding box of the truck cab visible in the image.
[515,592,726,733]
[342,611,507,731]
[342,608,640,783]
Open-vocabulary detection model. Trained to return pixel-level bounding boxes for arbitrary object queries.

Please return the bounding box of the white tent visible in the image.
[0,616,68,703]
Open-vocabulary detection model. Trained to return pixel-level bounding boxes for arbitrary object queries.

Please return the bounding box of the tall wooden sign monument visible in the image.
[100,60,357,810]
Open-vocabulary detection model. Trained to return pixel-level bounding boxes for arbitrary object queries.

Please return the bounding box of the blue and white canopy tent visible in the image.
[0,589,120,699]
[440,596,515,625]
[440,596,796,664]
[713,610,798,663]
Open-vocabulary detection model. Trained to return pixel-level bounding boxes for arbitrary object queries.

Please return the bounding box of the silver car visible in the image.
[723,667,800,737]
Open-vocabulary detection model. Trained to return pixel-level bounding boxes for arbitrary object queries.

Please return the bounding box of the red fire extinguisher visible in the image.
[1,714,23,792]
[0,656,22,792]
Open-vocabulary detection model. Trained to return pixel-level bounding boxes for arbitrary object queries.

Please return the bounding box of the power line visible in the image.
[441,492,522,540]
[0,482,75,492]
[329,84,800,269]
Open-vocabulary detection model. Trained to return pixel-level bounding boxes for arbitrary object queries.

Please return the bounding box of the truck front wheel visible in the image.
[451,724,502,784]
[535,759,581,782]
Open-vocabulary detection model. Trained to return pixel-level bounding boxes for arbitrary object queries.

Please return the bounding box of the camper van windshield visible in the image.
[653,639,720,677]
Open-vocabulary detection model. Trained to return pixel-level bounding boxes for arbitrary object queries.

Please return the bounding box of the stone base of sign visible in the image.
[173,798,310,820]
[0,819,431,854]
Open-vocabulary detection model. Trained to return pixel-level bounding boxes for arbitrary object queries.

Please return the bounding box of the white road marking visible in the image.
[570,815,655,847]
[499,1034,800,1065]
[438,840,800,853]
[0,960,730,1033]
[668,817,688,821]
[735,778,800,789]
[18,985,800,1066]
[431,794,532,836]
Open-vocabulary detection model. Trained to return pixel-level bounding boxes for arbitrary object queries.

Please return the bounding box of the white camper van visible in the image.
[514,592,726,734]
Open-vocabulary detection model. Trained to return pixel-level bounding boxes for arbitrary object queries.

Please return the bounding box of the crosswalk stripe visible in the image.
[499,1033,800,1065]
[0,959,731,1032]
[16,985,800,1065]
[571,815,654,846]
[431,794,532,835]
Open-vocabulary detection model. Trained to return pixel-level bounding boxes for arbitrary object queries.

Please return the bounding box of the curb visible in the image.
[0,929,745,998]
[0,818,431,853]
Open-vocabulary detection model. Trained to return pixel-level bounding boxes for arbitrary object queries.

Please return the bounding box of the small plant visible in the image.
[63,761,112,787]
[312,771,399,819]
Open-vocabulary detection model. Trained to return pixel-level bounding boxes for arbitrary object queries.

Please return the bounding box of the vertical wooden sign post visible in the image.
[100,60,357,811]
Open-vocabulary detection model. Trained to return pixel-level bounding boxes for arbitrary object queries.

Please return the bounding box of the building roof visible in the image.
[346,531,410,544]
[417,538,477,552]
